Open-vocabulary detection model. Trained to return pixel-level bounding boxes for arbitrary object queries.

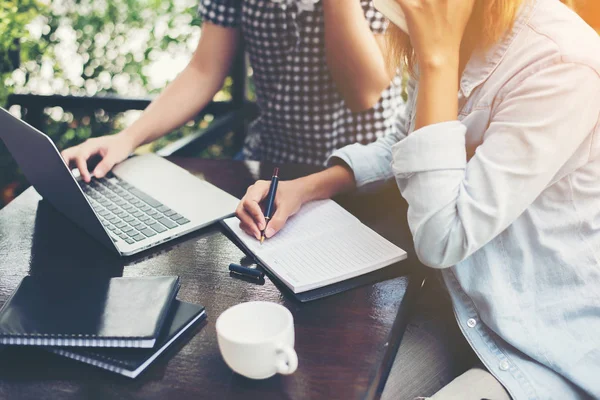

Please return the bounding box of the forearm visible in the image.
[322,0,392,111]
[415,58,460,130]
[121,65,224,148]
[120,23,240,148]
[296,165,356,203]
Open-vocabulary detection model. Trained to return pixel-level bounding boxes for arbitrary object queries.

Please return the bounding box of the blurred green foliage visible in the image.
[17,0,203,96]
[1,0,238,207]
[0,0,46,104]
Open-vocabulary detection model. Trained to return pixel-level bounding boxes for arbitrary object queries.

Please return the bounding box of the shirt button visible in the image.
[467,318,477,328]
[499,360,510,371]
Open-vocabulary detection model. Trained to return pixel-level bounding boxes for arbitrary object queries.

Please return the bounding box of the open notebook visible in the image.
[223,199,407,293]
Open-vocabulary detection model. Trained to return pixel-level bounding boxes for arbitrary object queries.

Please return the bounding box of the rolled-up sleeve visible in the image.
[327,127,406,189]
[327,78,415,189]
[393,62,600,269]
[391,121,467,176]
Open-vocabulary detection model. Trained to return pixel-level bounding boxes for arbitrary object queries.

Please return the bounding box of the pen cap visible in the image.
[229,263,264,279]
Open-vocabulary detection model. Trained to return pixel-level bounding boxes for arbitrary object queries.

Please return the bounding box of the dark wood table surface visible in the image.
[0,158,424,400]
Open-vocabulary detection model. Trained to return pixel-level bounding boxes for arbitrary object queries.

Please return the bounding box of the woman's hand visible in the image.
[395,0,475,129]
[236,180,308,240]
[61,133,137,182]
[236,165,357,240]
[396,0,475,68]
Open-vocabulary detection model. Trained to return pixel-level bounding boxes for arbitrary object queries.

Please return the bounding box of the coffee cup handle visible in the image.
[275,344,298,375]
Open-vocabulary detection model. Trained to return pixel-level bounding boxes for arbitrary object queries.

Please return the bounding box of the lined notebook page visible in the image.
[223,200,407,293]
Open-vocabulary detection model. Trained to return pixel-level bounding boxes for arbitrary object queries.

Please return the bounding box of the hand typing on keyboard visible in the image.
[61,135,136,183]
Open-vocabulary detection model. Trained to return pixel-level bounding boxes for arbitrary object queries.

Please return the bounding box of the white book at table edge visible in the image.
[373,0,409,34]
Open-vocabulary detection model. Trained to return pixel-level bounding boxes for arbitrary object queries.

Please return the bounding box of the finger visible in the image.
[236,203,261,239]
[264,206,292,238]
[92,155,116,179]
[244,181,270,202]
[243,199,266,231]
[74,155,92,183]
[239,221,260,240]
[394,0,410,14]
[60,148,76,167]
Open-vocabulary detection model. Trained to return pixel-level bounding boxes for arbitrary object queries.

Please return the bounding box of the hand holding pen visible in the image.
[235,167,305,241]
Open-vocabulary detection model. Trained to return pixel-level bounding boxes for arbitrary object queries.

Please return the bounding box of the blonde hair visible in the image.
[388,0,577,74]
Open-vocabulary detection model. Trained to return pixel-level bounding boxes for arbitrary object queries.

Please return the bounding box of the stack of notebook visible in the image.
[0,275,206,378]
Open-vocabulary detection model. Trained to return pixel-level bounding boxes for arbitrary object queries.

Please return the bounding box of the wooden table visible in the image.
[0,158,423,400]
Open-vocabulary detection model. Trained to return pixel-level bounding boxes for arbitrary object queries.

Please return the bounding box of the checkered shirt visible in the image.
[199,0,404,165]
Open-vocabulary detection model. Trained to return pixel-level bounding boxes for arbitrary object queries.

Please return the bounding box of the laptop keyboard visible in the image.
[79,174,190,245]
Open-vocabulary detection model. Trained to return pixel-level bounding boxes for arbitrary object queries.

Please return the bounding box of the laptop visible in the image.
[0,107,240,256]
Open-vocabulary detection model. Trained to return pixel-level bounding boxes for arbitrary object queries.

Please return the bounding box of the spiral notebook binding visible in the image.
[0,336,155,347]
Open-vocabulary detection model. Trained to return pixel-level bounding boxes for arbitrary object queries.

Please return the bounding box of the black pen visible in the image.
[260,167,279,244]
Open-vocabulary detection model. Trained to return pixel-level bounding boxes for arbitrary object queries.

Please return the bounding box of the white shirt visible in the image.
[331,0,600,398]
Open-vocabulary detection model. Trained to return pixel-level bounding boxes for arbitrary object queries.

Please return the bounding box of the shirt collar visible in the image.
[459,0,538,97]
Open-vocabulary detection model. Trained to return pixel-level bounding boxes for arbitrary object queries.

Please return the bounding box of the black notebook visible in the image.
[0,275,180,348]
[47,300,206,378]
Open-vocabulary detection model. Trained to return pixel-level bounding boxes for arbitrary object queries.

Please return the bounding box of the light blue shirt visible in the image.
[330,0,600,398]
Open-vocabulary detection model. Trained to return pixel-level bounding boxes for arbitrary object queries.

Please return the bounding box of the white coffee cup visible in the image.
[216,301,298,379]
